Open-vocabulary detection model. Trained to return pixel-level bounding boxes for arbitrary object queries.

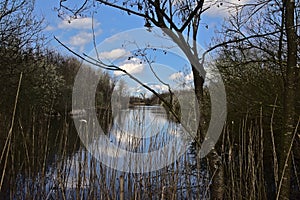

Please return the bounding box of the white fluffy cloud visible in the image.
[204,0,252,17]
[69,32,93,46]
[45,25,55,31]
[58,17,100,30]
[184,71,193,82]
[169,71,194,88]
[172,0,250,17]
[56,17,102,51]
[99,49,131,60]
[152,84,169,92]
[169,72,184,81]
[114,58,144,76]
[129,83,169,98]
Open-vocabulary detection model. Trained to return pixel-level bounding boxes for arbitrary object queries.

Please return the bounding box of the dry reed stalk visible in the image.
[276,117,300,200]
[76,148,82,199]
[42,113,52,176]
[291,152,300,191]
[161,186,166,200]
[171,166,178,200]
[227,124,236,199]
[57,119,68,200]
[120,175,124,200]
[259,107,267,199]
[270,97,279,189]
[19,118,31,175]
[29,113,36,174]
[0,73,22,192]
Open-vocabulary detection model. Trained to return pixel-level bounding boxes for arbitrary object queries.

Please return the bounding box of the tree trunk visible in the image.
[191,11,225,198]
[278,0,297,199]
[192,67,225,199]
[208,149,224,200]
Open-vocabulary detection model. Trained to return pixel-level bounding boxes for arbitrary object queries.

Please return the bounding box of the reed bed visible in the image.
[1,104,299,199]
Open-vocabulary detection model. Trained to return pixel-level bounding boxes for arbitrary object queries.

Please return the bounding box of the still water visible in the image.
[0,106,209,199]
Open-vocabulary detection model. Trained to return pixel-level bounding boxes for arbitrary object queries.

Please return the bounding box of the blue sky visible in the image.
[34,0,248,96]
[34,0,251,52]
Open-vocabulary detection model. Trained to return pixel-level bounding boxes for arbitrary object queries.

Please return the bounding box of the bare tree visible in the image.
[57,0,227,198]
[278,0,298,199]
[213,0,299,198]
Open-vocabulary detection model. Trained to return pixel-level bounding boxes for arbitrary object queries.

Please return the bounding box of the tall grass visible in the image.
[0,103,299,199]
[0,106,210,199]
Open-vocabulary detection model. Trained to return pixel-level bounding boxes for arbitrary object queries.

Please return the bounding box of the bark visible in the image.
[278,0,297,199]
[208,148,224,200]
[191,12,225,199]
[192,65,225,198]
[192,52,224,200]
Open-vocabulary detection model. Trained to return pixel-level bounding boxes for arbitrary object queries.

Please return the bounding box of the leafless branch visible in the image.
[179,0,205,32]
[96,0,148,19]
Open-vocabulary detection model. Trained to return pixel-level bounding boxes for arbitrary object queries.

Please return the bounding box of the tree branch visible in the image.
[179,0,205,32]
[96,0,148,19]
[148,0,180,31]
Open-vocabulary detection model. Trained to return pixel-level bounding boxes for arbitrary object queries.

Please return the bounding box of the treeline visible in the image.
[0,0,115,133]
[0,0,115,162]
[0,39,114,124]
[0,1,115,197]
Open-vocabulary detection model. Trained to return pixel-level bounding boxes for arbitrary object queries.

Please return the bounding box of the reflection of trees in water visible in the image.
[0,115,81,198]
[49,106,209,199]
[0,104,209,199]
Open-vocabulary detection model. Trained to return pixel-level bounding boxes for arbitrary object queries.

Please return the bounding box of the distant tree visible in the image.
[0,0,65,119]
[49,55,82,113]
[0,0,43,47]
[57,0,227,198]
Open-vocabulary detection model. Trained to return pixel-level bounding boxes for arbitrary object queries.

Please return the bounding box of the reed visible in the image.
[1,102,299,199]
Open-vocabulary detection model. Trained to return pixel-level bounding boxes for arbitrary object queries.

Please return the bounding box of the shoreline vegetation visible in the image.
[1,0,299,199]
[1,70,299,198]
